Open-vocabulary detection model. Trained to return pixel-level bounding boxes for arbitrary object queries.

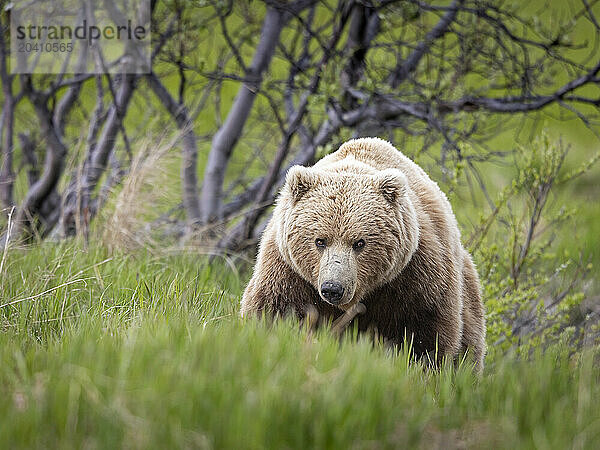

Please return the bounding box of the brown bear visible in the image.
[241,137,486,370]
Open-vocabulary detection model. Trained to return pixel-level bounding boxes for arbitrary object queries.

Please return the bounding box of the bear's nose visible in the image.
[320,281,345,304]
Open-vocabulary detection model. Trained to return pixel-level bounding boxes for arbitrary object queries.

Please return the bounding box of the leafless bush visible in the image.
[0,0,599,254]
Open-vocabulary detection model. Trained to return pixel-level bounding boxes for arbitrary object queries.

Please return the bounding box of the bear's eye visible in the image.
[315,238,327,249]
[353,239,365,251]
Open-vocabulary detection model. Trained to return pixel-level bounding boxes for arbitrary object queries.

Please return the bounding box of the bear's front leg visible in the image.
[240,236,319,319]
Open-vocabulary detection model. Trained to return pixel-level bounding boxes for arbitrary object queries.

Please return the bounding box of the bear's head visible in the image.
[275,163,419,310]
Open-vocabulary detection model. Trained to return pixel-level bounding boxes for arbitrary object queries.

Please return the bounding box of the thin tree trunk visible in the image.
[0,19,15,210]
[146,72,201,224]
[200,7,286,224]
[56,73,137,237]
[0,98,15,209]
[19,132,39,188]
[84,74,137,193]
[53,42,88,135]
[11,84,68,241]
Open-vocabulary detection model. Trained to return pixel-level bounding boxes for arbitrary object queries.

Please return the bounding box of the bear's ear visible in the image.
[375,169,407,204]
[285,165,315,202]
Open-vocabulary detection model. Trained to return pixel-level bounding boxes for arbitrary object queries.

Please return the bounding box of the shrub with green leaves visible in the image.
[468,135,599,357]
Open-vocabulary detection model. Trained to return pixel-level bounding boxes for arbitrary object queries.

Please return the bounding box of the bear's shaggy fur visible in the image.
[241,137,486,369]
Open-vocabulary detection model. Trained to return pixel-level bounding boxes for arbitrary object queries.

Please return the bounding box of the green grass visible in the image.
[1,242,599,449]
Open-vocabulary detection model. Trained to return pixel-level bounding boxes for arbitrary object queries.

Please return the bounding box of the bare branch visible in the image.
[11,77,68,240]
[146,71,202,224]
[200,6,295,223]
[390,0,463,88]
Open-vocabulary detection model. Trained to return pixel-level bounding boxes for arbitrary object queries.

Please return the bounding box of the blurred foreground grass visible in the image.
[1,243,599,449]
